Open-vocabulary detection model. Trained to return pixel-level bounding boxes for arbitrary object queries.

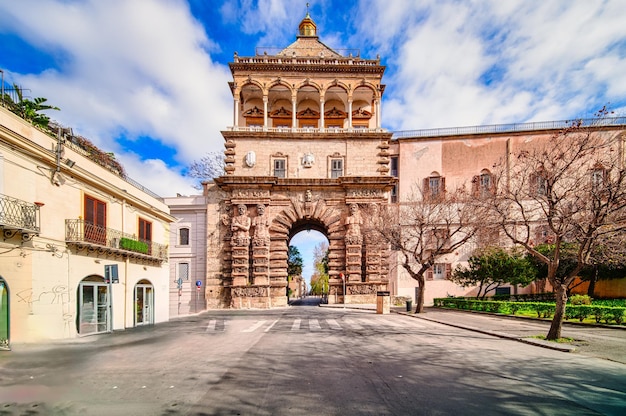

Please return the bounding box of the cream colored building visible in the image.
[0,106,174,346]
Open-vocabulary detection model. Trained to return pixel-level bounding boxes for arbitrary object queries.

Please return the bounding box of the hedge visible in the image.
[433,298,625,325]
[119,237,149,254]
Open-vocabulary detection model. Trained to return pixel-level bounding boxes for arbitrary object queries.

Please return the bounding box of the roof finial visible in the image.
[306,2,310,16]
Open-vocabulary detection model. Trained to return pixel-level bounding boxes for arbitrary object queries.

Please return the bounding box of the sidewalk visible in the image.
[322,303,626,361]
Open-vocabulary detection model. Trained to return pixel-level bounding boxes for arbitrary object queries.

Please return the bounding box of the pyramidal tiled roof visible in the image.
[277,37,343,58]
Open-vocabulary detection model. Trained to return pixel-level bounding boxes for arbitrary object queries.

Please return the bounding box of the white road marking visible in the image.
[206,320,216,332]
[264,319,279,332]
[243,320,267,332]
[326,319,342,330]
[291,318,301,330]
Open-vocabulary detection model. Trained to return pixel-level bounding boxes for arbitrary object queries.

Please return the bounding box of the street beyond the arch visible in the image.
[1,302,625,416]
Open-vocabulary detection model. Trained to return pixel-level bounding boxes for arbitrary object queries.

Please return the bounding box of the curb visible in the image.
[394,310,576,353]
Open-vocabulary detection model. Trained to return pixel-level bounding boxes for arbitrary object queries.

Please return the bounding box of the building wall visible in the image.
[389,128,626,305]
[164,194,208,316]
[1,107,173,343]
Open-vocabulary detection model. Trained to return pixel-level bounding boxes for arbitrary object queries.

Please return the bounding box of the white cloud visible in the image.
[1,0,232,166]
[357,0,626,130]
[117,154,198,198]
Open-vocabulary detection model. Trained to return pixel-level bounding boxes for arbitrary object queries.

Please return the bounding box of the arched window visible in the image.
[472,169,495,197]
[179,227,190,246]
[423,172,445,200]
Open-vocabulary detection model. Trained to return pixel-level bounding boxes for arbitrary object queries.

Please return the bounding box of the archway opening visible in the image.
[288,221,330,303]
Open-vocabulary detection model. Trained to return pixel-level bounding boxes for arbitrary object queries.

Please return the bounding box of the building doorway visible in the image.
[135,280,154,326]
[0,277,9,350]
[78,276,110,335]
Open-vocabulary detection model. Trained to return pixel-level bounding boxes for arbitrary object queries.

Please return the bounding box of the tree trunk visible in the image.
[547,284,568,340]
[587,267,598,297]
[414,282,425,314]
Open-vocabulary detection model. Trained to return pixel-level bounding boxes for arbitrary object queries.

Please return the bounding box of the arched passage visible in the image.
[289,225,330,299]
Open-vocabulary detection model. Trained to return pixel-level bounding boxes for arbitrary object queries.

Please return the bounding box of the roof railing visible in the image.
[392,117,626,140]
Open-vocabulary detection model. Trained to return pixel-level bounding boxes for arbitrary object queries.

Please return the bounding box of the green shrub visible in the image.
[569,294,592,305]
[565,305,591,322]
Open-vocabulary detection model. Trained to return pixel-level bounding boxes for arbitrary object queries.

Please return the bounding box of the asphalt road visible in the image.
[1,300,625,415]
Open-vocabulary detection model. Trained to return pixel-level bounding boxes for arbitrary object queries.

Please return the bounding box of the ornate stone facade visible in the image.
[202,12,395,309]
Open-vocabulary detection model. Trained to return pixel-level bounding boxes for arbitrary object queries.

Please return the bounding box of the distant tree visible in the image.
[309,241,329,296]
[3,83,59,129]
[451,246,536,299]
[187,151,225,188]
[287,245,303,279]
[368,186,484,313]
[484,107,626,340]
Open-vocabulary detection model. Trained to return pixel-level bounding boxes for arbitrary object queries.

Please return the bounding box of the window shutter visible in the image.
[472,175,479,197]
[440,177,446,194]
[423,178,430,200]
[426,268,433,280]
[445,263,452,280]
[529,173,537,195]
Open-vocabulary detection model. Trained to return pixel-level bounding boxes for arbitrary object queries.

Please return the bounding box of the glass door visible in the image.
[135,283,153,326]
[79,280,110,335]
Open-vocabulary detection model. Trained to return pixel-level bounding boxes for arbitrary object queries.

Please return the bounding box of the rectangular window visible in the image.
[429,176,441,198]
[179,227,190,246]
[331,159,343,178]
[274,159,286,178]
[139,218,152,241]
[84,195,106,244]
[390,157,398,177]
[178,262,189,281]
[432,263,451,280]
[390,184,398,203]
[433,263,445,279]
[592,169,605,192]
[480,173,491,193]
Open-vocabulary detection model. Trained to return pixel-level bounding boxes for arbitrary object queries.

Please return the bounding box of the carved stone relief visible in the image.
[231,204,251,246]
[344,203,363,245]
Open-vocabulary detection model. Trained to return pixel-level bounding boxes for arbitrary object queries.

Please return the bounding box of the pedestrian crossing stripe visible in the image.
[203,317,424,333]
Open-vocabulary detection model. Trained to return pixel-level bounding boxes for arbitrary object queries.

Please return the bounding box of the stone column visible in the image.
[291,94,297,129]
[348,99,353,129]
[320,98,325,130]
[263,95,268,130]
[234,97,239,129]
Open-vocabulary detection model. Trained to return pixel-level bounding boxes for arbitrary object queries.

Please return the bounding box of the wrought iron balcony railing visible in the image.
[0,193,40,234]
[65,219,168,261]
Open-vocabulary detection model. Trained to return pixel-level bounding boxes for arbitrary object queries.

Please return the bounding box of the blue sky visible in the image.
[1,0,625,284]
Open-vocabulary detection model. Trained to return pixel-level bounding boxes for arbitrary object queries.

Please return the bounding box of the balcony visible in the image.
[227,126,386,134]
[65,219,168,262]
[0,193,40,239]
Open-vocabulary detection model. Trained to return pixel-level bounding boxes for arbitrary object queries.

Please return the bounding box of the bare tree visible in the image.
[486,108,626,339]
[187,151,225,188]
[369,187,483,313]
